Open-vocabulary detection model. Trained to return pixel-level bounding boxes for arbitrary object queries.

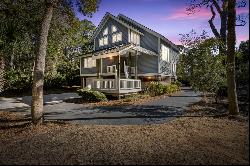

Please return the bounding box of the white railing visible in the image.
[92,79,116,90]
[120,79,141,90]
[92,79,141,91]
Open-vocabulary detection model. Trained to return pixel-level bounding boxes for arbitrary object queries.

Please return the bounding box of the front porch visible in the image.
[81,44,158,95]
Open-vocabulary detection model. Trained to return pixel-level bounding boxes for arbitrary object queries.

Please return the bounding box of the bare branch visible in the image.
[211,0,222,15]
[208,5,221,38]
[236,14,249,26]
[237,0,247,8]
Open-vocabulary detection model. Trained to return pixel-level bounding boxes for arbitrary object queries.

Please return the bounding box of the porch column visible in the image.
[135,51,139,79]
[118,52,121,92]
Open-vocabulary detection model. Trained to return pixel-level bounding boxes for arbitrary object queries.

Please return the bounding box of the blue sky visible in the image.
[74,0,249,46]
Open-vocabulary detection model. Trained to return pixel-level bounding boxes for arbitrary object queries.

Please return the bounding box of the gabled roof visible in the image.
[92,12,143,41]
[117,14,179,52]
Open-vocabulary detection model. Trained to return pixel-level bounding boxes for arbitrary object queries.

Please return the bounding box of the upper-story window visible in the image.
[161,44,170,62]
[99,27,108,47]
[112,32,122,43]
[99,36,108,47]
[130,31,140,45]
[103,27,108,36]
[83,57,96,68]
[112,25,117,33]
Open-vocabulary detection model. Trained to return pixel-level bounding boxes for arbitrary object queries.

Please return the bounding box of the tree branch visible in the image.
[208,5,221,38]
[211,0,222,15]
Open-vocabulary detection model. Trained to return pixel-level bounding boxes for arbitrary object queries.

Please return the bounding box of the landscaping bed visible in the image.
[0,115,248,165]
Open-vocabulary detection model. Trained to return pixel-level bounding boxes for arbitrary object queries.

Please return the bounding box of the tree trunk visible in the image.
[226,0,239,115]
[31,2,55,124]
[0,54,5,93]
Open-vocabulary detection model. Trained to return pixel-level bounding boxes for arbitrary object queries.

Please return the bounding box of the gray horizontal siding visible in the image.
[138,53,158,74]
[102,57,118,73]
[118,17,158,53]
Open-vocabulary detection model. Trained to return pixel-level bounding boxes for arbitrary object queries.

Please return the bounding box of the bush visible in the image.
[144,81,165,96]
[77,89,107,102]
[144,81,180,96]
[164,83,180,94]
[172,80,182,88]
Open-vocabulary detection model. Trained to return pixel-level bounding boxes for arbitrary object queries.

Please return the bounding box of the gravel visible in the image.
[0,117,248,165]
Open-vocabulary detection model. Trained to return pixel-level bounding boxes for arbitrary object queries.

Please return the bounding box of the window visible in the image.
[103,27,108,35]
[172,63,176,73]
[112,25,117,33]
[83,57,96,68]
[161,44,170,62]
[107,65,116,73]
[99,36,108,46]
[112,32,122,43]
[130,31,140,45]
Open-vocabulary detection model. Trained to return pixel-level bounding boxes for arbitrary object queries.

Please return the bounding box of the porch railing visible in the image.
[92,79,141,92]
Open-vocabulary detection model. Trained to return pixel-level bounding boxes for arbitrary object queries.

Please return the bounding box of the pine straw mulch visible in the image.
[0,112,249,165]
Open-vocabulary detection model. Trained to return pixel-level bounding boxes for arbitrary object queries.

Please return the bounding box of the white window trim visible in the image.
[130,31,140,45]
[103,27,108,36]
[99,36,108,47]
[112,32,122,43]
[83,57,96,68]
[112,25,117,33]
[107,65,116,73]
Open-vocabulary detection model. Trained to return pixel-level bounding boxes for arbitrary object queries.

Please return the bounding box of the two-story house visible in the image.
[79,12,180,96]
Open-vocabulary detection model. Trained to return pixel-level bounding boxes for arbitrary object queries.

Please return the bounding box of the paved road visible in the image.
[0,87,201,125]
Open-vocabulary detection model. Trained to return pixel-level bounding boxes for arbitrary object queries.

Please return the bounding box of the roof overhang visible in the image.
[89,44,158,60]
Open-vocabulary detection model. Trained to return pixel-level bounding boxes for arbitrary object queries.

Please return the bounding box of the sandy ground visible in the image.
[0,116,248,165]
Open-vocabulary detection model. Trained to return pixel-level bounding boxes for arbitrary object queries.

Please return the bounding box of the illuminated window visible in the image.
[112,25,117,33]
[103,27,108,35]
[99,36,108,46]
[112,32,122,43]
[161,44,170,62]
[130,31,140,45]
[83,57,96,68]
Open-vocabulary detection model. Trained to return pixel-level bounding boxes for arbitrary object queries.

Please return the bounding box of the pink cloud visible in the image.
[237,35,249,42]
[237,8,249,14]
[162,7,212,20]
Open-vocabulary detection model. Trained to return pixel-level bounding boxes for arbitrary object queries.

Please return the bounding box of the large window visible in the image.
[99,36,108,47]
[112,25,117,33]
[112,32,122,43]
[130,31,140,45]
[83,57,96,68]
[103,27,108,35]
[161,44,170,62]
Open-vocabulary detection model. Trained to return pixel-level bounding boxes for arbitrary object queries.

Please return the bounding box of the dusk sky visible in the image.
[75,0,249,46]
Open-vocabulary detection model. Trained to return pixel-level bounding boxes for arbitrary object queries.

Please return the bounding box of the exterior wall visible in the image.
[81,76,97,89]
[137,53,158,74]
[80,57,97,75]
[94,17,129,51]
[118,17,158,53]
[102,56,118,73]
[158,40,179,76]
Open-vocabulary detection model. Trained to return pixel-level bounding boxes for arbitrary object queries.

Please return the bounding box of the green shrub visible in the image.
[77,89,107,102]
[144,81,165,96]
[164,83,180,94]
[172,80,182,88]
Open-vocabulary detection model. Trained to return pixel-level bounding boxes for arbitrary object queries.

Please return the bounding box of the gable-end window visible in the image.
[112,25,117,33]
[161,44,170,62]
[130,31,140,45]
[103,27,108,36]
[84,57,96,68]
[99,36,108,47]
[112,32,122,43]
